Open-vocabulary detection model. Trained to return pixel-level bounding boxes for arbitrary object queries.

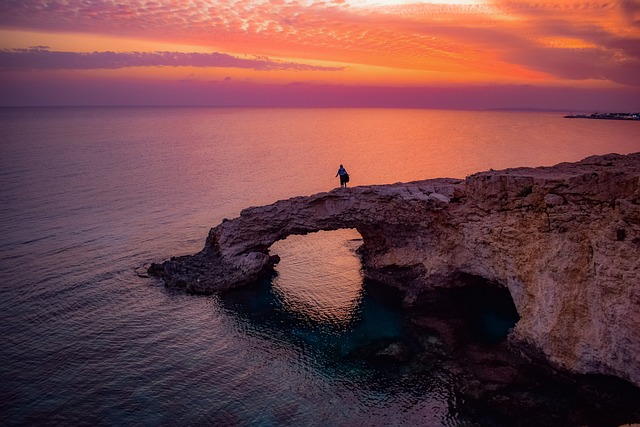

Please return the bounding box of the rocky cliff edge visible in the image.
[149,153,640,387]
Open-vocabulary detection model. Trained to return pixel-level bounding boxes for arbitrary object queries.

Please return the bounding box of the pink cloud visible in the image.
[0,47,345,71]
[504,44,640,86]
[1,0,639,88]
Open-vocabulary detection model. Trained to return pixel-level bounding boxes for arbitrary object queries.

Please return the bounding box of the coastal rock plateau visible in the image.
[150,153,640,388]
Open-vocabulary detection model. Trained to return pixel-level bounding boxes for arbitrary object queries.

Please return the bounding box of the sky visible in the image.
[0,0,639,109]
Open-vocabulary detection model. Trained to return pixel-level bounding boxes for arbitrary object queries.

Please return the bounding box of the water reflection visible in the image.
[220,230,404,359]
[270,230,365,328]
[218,273,463,425]
[219,272,405,367]
[217,229,461,422]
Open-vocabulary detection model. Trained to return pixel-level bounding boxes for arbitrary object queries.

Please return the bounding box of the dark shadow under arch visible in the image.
[452,273,521,344]
[407,272,521,351]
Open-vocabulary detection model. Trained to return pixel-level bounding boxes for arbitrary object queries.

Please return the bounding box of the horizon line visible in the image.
[0,104,620,114]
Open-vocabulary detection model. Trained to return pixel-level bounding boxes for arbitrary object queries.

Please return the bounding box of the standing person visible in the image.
[336,164,349,188]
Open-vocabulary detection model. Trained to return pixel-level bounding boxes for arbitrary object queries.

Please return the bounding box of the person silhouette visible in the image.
[336,164,349,188]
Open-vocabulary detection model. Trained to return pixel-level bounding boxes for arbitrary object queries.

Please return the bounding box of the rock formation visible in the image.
[149,153,640,387]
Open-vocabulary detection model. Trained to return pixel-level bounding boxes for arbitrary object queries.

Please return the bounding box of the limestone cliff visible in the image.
[149,153,640,387]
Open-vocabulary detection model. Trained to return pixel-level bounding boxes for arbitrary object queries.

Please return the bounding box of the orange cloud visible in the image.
[1,0,639,106]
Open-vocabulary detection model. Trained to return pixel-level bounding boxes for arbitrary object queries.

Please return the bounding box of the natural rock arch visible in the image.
[151,177,463,294]
[150,153,640,388]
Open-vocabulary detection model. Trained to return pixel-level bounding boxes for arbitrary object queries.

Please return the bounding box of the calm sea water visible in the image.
[1,107,638,426]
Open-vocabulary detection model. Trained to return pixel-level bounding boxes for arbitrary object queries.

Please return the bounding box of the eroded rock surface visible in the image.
[149,153,640,387]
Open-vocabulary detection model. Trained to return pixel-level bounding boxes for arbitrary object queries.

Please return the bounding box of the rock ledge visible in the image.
[150,153,640,387]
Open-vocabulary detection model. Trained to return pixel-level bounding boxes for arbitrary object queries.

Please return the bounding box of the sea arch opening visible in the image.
[268,228,366,327]
[263,227,409,362]
[261,223,521,345]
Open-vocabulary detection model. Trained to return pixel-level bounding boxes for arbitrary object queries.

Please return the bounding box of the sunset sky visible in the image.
[1,0,639,109]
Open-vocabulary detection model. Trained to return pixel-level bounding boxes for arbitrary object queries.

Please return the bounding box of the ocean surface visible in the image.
[1,107,639,426]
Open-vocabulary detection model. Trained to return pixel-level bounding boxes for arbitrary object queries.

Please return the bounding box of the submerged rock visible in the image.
[374,342,411,365]
[149,153,640,388]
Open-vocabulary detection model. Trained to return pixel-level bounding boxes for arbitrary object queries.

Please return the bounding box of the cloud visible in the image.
[506,45,640,86]
[0,47,345,71]
[486,1,640,86]
[620,0,640,27]
[1,0,639,86]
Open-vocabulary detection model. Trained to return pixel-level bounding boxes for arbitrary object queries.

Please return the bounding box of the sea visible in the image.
[1,107,639,426]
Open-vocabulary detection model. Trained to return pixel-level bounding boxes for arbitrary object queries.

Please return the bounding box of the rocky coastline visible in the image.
[149,152,640,392]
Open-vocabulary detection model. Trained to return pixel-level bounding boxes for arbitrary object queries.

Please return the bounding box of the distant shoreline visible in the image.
[564,112,640,121]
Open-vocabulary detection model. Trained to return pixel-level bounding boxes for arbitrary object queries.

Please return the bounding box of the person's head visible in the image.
[340,164,343,168]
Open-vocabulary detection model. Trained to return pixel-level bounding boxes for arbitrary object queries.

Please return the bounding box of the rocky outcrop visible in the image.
[149,153,640,387]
